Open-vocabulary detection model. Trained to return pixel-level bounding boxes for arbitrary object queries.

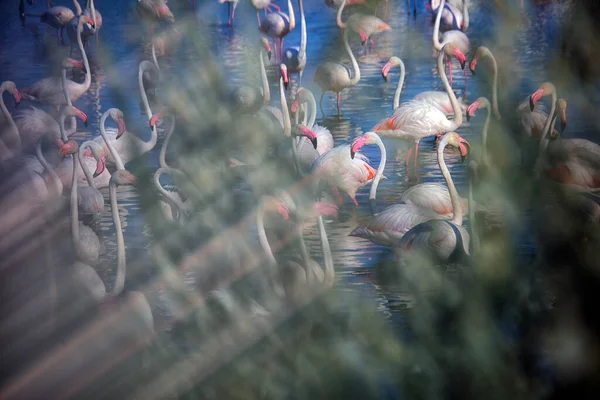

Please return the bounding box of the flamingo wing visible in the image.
[397,219,470,262]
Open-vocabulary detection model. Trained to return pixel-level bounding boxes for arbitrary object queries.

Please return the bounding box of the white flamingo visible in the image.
[396,132,471,263]
[21,16,93,106]
[314,26,361,115]
[40,3,75,43]
[433,0,470,88]
[348,132,445,247]
[249,0,281,26]
[428,0,469,31]
[371,43,465,174]
[468,46,501,120]
[336,0,391,54]
[77,140,106,222]
[259,0,295,63]
[282,0,307,87]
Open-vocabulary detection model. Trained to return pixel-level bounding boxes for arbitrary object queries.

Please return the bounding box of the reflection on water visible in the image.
[0,0,575,329]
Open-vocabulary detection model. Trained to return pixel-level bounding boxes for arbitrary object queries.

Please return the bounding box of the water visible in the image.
[0,0,581,334]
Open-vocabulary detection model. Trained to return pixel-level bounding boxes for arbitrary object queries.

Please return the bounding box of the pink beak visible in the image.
[312,201,339,218]
[117,118,126,138]
[75,107,88,126]
[13,90,21,104]
[381,62,392,81]
[350,136,367,159]
[298,126,318,149]
[275,201,289,220]
[529,88,544,111]
[94,159,105,178]
[453,48,466,70]
[466,100,480,122]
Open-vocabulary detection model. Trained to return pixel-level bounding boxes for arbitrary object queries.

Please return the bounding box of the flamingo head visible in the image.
[469,57,477,75]
[295,125,318,149]
[111,169,137,187]
[453,48,466,70]
[279,64,288,90]
[350,131,379,159]
[529,82,555,111]
[4,81,21,106]
[107,108,126,139]
[444,132,470,163]
[93,157,106,178]
[63,58,84,71]
[149,106,169,130]
[80,15,95,31]
[557,98,567,133]
[260,37,272,60]
[466,97,490,122]
[64,105,88,127]
[381,56,402,82]
[59,140,79,157]
[264,196,290,221]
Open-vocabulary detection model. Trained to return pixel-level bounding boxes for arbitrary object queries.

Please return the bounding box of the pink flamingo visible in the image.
[259,0,295,63]
[382,56,467,115]
[337,0,391,55]
[348,132,441,245]
[371,43,465,175]
[21,18,92,107]
[396,132,471,263]
[314,26,360,115]
[218,0,239,26]
[469,46,501,120]
[433,0,470,88]
[0,81,22,164]
[136,0,176,37]
[82,0,102,44]
[40,5,75,43]
[427,0,469,31]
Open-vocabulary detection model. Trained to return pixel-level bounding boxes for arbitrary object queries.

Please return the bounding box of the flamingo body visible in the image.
[413,91,467,115]
[397,218,470,262]
[400,182,468,217]
[40,6,75,30]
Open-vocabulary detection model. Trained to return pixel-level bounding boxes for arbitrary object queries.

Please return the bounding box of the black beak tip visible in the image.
[15,101,20,107]
[466,113,471,122]
[561,122,566,133]
[284,82,289,90]
[529,97,535,112]
[84,120,88,127]
[311,138,318,149]
[93,171,100,178]
[382,73,388,82]
[267,51,272,60]
[350,150,355,159]
[460,61,466,70]
[469,66,475,75]
[461,155,466,163]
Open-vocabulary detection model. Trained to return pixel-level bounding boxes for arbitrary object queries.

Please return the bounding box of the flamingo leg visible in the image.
[231,5,236,23]
[375,0,379,18]
[352,197,359,208]
[257,12,261,26]
[370,38,375,52]
[463,67,468,93]
[384,1,388,22]
[150,23,154,38]
[298,69,303,89]
[279,37,284,62]
[336,92,341,115]
[48,0,54,7]
[227,2,231,25]
[413,141,419,175]
[405,147,413,174]
[56,29,60,44]
[60,27,64,44]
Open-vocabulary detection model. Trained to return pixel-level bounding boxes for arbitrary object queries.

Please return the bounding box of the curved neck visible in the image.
[484,48,500,120]
[109,179,126,296]
[280,77,291,137]
[305,89,317,128]
[481,103,491,167]
[535,98,557,177]
[59,112,69,142]
[73,0,82,16]
[336,0,347,28]
[438,46,463,128]
[37,138,63,195]
[0,87,20,153]
[159,116,176,169]
[77,18,91,97]
[61,68,76,136]
[151,43,160,73]
[393,60,405,110]
[343,28,360,86]
[468,163,479,254]
[257,205,277,267]
[438,137,462,225]
[260,50,270,104]
[154,167,186,215]
[432,0,445,51]
[369,134,387,215]
[299,0,306,57]
[90,0,97,24]
[78,141,97,189]
[100,111,125,170]
[287,0,295,31]
[462,0,469,30]
[70,151,80,257]
[317,214,334,287]
[139,62,156,131]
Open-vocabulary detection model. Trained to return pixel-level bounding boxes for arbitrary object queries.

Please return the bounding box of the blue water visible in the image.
[0,0,582,332]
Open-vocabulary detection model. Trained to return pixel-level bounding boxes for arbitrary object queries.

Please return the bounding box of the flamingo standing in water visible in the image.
[40,4,75,43]
[469,46,501,120]
[314,26,361,115]
[382,56,467,115]
[348,132,441,245]
[428,0,469,31]
[22,17,93,106]
[282,0,307,88]
[250,0,281,26]
[396,132,471,264]
[336,0,391,55]
[371,43,465,175]
[259,0,295,63]
[433,0,470,88]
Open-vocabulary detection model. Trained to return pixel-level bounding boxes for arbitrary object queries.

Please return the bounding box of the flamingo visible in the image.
[382,56,467,115]
[40,4,75,43]
[371,43,465,174]
[282,0,306,88]
[77,141,106,223]
[336,0,391,55]
[466,96,492,168]
[82,0,102,39]
[136,0,176,37]
[289,88,334,173]
[469,46,501,120]
[0,81,22,164]
[230,38,272,115]
[433,0,470,88]
[249,0,281,26]
[396,132,471,264]
[259,0,295,63]
[427,0,468,31]
[21,18,93,106]
[314,26,361,115]
[348,132,441,245]
[219,0,239,26]
[67,7,96,53]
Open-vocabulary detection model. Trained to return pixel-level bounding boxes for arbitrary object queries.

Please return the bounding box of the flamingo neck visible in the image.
[100,111,125,170]
[151,43,160,73]
[73,0,82,16]
[481,102,491,167]
[77,18,91,98]
[306,89,317,128]
[280,77,291,137]
[535,96,557,178]
[296,224,312,284]
[287,0,295,31]
[0,86,20,154]
[343,28,360,86]
[257,204,277,267]
[78,141,97,189]
[438,136,462,225]
[438,45,463,129]
[432,0,445,51]
[462,0,469,30]
[70,151,81,259]
[487,49,501,120]
[299,0,306,59]
[317,215,334,287]
[154,167,185,220]
[260,50,269,104]
[336,0,348,28]
[109,178,126,296]
[59,113,69,142]
[37,138,63,196]
[159,115,175,169]
[393,60,406,110]
[138,62,159,154]
[61,68,77,136]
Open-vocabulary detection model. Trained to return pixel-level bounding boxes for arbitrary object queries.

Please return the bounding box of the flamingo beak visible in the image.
[275,200,289,220]
[466,100,479,122]
[117,118,126,138]
[312,201,339,218]
[311,137,318,149]
[469,58,477,75]
[82,148,92,157]
[93,159,105,178]
[453,48,466,70]
[381,62,391,82]
[13,90,21,106]
[350,135,367,159]
[75,108,88,127]
[281,68,289,90]
[359,30,367,46]
[458,139,470,163]
[560,108,567,133]
[529,88,544,111]
[59,140,76,157]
